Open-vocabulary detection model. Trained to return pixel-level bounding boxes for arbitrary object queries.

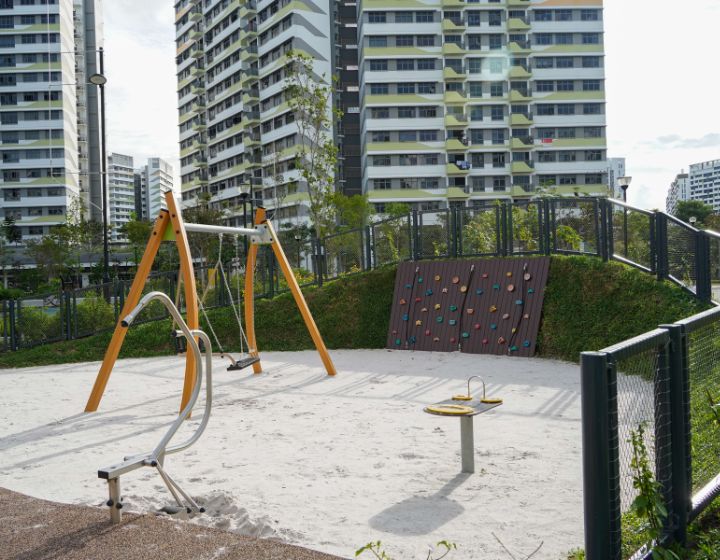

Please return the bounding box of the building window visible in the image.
[398,107,416,118]
[535,57,553,69]
[369,36,387,47]
[557,104,575,115]
[397,59,415,71]
[371,107,389,118]
[584,127,602,138]
[583,103,602,115]
[555,56,574,68]
[374,179,391,190]
[558,151,576,162]
[373,155,391,166]
[537,151,556,162]
[556,80,575,91]
[395,12,413,23]
[417,59,435,70]
[415,11,433,23]
[419,106,436,118]
[372,131,390,142]
[370,83,388,94]
[369,12,387,23]
[534,10,552,21]
[535,33,553,45]
[582,33,600,44]
[581,9,600,21]
[536,104,554,116]
[397,82,416,94]
[582,56,601,68]
[369,59,388,71]
[583,79,601,91]
[586,173,603,184]
[535,80,554,92]
[416,35,435,47]
[417,82,436,94]
[399,130,417,142]
[419,130,438,142]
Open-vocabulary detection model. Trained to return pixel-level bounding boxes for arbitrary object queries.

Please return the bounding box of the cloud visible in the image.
[642,133,720,150]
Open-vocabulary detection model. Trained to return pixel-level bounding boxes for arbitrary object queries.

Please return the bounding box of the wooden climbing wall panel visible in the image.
[386,257,550,357]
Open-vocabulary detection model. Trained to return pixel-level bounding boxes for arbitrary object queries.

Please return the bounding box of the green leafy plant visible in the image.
[355,540,456,560]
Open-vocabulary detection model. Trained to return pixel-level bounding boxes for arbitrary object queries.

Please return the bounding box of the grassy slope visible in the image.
[0,256,705,369]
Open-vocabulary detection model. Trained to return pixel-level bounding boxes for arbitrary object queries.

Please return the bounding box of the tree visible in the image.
[2,216,22,245]
[332,193,373,231]
[286,50,341,240]
[674,200,714,225]
[25,235,69,284]
[120,214,153,266]
[182,192,226,286]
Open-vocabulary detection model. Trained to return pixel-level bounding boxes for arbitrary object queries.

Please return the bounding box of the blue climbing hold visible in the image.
[528,288,535,294]
[476,289,484,295]
[426,289,433,296]
[436,316,443,323]
[418,277,423,283]
[493,283,500,290]
[402,314,409,321]
[405,284,412,289]
[395,339,401,345]
[523,340,531,347]
[490,323,497,330]
[409,336,417,344]
[462,332,470,338]
[449,319,457,326]
[515,299,523,305]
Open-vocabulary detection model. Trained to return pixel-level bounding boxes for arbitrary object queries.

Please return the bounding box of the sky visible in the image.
[102,0,720,211]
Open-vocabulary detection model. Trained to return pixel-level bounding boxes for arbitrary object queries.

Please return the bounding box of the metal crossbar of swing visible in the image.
[581,304,720,559]
[2,198,719,353]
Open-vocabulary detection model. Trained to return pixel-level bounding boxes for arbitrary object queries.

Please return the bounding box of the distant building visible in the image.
[107,153,135,241]
[606,158,626,199]
[134,158,174,221]
[688,159,720,212]
[665,172,689,215]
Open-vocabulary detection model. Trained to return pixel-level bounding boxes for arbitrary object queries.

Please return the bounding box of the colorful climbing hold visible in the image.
[527,288,535,294]
[409,336,417,343]
[450,337,457,343]
[434,274,441,281]
[467,308,474,315]
[524,272,532,281]
[502,313,510,320]
[399,298,407,305]
[415,320,422,326]
[507,284,515,292]
[506,272,512,278]
[460,285,467,293]
[523,340,531,347]
[433,337,440,342]
[442,287,449,294]
[452,276,460,284]
[415,297,422,302]
[511,327,517,334]
[405,284,412,289]
[449,305,458,311]
[510,345,518,352]
[418,277,423,283]
[425,329,431,336]
[523,313,530,319]
[462,332,470,338]
[474,323,481,330]
[493,283,500,290]
[498,337,506,344]
[436,316,444,323]
[490,323,497,330]
[489,305,497,313]
[482,338,489,344]
[449,319,457,326]
[515,299,523,305]
[434,303,441,310]
[426,289,433,296]
[395,339,401,345]
[421,307,428,312]
[392,330,397,335]
[476,289,484,295]
[481,273,489,279]
[402,314,409,321]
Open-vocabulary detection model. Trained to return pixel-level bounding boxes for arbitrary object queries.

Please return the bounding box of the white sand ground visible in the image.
[0,350,585,559]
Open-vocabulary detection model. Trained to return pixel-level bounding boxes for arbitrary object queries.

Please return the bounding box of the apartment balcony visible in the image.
[444,113,468,127]
[245,110,261,123]
[190,47,204,59]
[508,66,532,79]
[190,30,203,41]
[191,66,205,77]
[242,89,260,104]
[192,122,207,132]
[442,42,467,56]
[190,11,203,22]
[441,0,466,7]
[239,0,257,18]
[241,45,258,61]
[510,113,533,126]
[511,137,534,150]
[193,101,206,112]
[446,138,469,151]
[443,67,466,80]
[444,91,467,104]
[509,89,531,102]
[508,0,531,5]
[508,18,531,31]
[441,18,466,32]
[243,133,261,147]
[511,160,534,174]
[508,41,531,55]
[447,161,471,176]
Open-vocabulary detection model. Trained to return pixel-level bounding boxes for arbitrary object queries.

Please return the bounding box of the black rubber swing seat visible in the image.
[227,356,261,371]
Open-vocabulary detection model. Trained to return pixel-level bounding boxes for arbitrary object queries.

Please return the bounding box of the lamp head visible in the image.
[617,176,632,190]
[88,73,107,86]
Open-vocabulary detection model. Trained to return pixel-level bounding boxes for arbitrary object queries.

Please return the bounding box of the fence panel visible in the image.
[665,215,698,294]
[609,200,655,273]
[371,215,412,267]
[457,205,501,257]
[508,200,544,255]
[12,291,67,349]
[549,198,601,256]
[416,209,451,259]
[322,228,366,280]
[707,231,720,302]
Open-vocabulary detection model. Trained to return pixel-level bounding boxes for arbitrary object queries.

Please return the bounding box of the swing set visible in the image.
[85,190,336,415]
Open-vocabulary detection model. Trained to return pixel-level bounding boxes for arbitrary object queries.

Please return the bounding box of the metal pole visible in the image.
[99,47,110,285]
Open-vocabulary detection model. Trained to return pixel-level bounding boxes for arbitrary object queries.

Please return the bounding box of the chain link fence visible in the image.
[608,200,655,273]
[416,209,451,259]
[549,198,601,255]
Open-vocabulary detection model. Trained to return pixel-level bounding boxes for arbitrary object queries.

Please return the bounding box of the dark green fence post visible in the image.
[543,199,552,255]
[581,351,619,560]
[364,226,372,271]
[655,339,675,542]
[64,290,72,340]
[655,213,669,280]
[695,231,712,302]
[660,323,690,544]
[599,199,609,261]
[503,202,511,255]
[450,207,458,258]
[314,238,323,287]
[456,207,464,257]
[9,299,17,351]
[411,209,420,260]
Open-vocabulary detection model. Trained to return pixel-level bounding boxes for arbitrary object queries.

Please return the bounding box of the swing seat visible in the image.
[227,355,260,371]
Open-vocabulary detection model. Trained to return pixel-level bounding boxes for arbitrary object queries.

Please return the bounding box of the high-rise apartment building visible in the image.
[107,152,134,241]
[134,157,174,221]
[174,0,359,227]
[666,171,689,216]
[357,0,608,212]
[688,159,720,212]
[0,0,102,242]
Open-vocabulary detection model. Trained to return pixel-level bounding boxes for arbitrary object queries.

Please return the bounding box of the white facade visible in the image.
[0,0,101,242]
[357,0,608,211]
[665,172,689,216]
[606,156,625,199]
[688,159,720,212]
[135,157,174,220]
[107,152,134,241]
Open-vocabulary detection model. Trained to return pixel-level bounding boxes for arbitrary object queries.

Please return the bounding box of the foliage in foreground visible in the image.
[356,540,456,560]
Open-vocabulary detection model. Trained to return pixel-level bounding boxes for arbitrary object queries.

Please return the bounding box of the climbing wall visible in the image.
[386,257,550,357]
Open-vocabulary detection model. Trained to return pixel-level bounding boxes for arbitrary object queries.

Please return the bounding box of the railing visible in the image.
[581,305,720,558]
[2,197,718,352]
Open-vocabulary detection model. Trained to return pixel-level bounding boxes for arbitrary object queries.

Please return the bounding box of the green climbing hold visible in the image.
[493,283,500,290]
[418,277,423,283]
[436,316,443,323]
[515,299,523,305]
[510,345,518,352]
[449,319,457,326]
[462,332,470,338]
[426,289,433,296]
[449,305,457,311]
[395,339,401,345]
[528,288,535,294]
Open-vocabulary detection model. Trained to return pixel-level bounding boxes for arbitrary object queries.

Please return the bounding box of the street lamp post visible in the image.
[294,232,302,268]
[89,47,109,286]
[618,176,632,257]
